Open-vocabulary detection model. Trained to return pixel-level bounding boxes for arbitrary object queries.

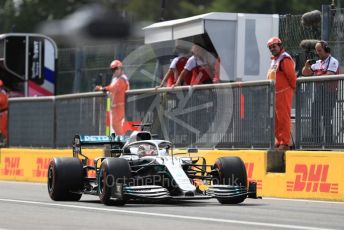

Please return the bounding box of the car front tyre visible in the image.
[48,157,83,201]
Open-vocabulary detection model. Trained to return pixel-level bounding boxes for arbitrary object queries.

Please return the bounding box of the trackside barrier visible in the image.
[126,81,275,149]
[296,75,344,150]
[1,148,344,201]
[282,151,344,200]
[9,92,107,148]
[10,81,275,149]
[259,151,344,201]
[189,149,267,194]
[9,96,55,148]
[0,148,267,195]
[0,148,102,183]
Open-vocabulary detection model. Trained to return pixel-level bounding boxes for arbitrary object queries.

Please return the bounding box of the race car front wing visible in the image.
[208,182,258,199]
[115,181,257,200]
[122,185,171,199]
[207,185,248,198]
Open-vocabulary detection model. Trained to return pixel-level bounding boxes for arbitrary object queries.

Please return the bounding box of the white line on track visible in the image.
[1,181,343,205]
[264,197,344,205]
[0,198,335,230]
[0,181,43,185]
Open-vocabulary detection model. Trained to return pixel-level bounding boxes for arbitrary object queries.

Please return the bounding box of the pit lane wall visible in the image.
[0,148,343,201]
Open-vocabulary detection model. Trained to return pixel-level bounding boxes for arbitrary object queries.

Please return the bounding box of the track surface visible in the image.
[0,181,343,230]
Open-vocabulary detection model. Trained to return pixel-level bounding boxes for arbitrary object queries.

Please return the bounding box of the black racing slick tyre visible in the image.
[213,156,247,204]
[47,157,83,201]
[98,158,131,206]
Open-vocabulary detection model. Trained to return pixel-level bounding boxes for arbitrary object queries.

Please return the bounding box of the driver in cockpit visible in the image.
[138,144,157,157]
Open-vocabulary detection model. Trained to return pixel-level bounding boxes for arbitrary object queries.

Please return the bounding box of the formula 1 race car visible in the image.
[47,130,257,206]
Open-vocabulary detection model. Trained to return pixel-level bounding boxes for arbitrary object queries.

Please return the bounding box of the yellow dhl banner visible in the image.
[0,148,102,182]
[283,151,344,200]
[1,148,344,201]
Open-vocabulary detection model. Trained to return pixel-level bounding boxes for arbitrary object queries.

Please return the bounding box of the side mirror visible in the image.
[123,148,131,154]
[187,148,198,153]
[111,149,122,157]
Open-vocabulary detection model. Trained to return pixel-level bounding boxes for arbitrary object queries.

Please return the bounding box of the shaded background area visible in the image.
[0,0,332,34]
[1,0,344,94]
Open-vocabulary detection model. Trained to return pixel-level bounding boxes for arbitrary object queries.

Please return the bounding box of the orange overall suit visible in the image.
[267,51,296,147]
[0,81,8,143]
[105,75,129,136]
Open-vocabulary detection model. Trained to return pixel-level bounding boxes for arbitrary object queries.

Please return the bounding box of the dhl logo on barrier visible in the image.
[32,158,52,178]
[0,157,24,176]
[244,162,262,190]
[287,164,338,193]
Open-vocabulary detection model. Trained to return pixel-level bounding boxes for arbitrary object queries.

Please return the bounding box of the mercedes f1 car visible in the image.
[48,130,257,205]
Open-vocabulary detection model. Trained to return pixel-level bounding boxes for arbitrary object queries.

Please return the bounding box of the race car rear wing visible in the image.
[132,123,152,131]
[73,134,125,159]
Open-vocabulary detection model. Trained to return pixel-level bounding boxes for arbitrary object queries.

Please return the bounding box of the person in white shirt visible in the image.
[302,40,340,144]
[175,44,217,86]
[302,40,339,76]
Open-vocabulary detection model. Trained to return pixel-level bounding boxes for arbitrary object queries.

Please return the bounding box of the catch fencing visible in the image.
[296,75,344,149]
[125,81,275,149]
[9,81,275,149]
[9,92,107,148]
[9,75,344,150]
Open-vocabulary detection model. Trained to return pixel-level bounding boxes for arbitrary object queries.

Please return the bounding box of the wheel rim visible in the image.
[98,168,105,195]
[213,163,223,185]
[47,165,54,193]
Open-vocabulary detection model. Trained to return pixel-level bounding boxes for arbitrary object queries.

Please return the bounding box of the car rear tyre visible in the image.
[213,156,247,204]
[48,157,83,201]
[98,158,131,206]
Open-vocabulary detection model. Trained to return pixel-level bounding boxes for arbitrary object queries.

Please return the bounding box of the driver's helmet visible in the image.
[158,149,168,156]
[138,144,157,157]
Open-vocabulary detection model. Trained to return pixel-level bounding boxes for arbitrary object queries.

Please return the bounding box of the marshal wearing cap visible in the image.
[267,37,282,47]
[110,60,123,69]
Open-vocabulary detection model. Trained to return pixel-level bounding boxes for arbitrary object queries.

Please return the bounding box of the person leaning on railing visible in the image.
[158,42,190,88]
[95,60,130,136]
[174,44,219,86]
[159,55,188,87]
[301,40,340,144]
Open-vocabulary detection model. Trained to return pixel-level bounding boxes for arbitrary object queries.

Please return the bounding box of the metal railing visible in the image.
[296,75,344,149]
[8,74,344,150]
[9,92,107,148]
[9,96,55,148]
[126,81,275,149]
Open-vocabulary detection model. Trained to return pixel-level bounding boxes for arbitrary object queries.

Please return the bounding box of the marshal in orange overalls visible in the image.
[0,82,8,144]
[267,50,296,147]
[105,75,129,136]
